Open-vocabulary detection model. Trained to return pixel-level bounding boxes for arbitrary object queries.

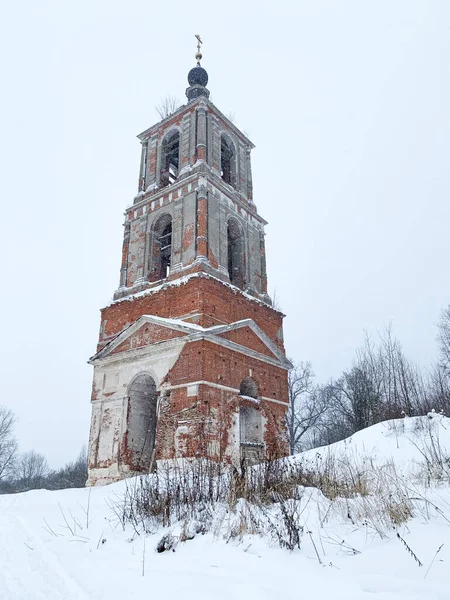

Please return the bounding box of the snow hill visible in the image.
[299,410,450,476]
[1,415,449,600]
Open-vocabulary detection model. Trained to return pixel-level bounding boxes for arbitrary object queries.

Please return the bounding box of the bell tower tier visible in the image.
[115,92,269,304]
[87,48,290,486]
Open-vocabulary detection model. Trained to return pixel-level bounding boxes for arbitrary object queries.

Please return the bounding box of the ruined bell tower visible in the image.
[87,40,291,485]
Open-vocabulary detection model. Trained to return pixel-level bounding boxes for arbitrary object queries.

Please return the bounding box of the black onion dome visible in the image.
[188,65,208,87]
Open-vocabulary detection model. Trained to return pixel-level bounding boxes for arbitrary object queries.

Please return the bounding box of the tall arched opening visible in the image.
[227,217,245,289]
[160,130,180,187]
[127,373,158,472]
[150,213,172,281]
[221,134,236,187]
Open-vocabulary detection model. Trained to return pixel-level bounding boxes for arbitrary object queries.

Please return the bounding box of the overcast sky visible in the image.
[1,1,449,467]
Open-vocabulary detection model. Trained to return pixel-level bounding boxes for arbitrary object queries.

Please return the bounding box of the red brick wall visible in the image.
[152,338,289,461]
[218,327,277,360]
[152,388,288,463]
[162,339,287,400]
[99,275,284,352]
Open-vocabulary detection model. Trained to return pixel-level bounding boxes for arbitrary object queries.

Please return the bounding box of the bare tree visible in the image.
[438,306,450,375]
[356,326,429,418]
[376,326,420,416]
[17,450,49,490]
[0,407,18,481]
[425,363,450,414]
[329,366,383,432]
[311,327,432,447]
[155,96,181,120]
[313,383,354,446]
[287,317,450,453]
[286,362,328,454]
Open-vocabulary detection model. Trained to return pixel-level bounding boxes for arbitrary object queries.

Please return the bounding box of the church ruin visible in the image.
[87,40,291,485]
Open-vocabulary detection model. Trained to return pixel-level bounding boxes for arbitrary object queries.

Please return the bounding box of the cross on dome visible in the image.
[186,34,209,101]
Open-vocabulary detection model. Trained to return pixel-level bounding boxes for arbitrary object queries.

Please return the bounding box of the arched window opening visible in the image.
[227,218,245,289]
[127,373,158,472]
[240,377,259,399]
[151,214,172,281]
[159,221,172,279]
[160,131,180,187]
[239,406,263,446]
[221,134,235,186]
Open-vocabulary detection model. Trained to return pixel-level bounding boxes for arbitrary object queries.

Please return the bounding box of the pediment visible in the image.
[110,322,185,356]
[207,319,290,367]
[89,315,196,362]
[216,326,279,360]
[89,315,291,370]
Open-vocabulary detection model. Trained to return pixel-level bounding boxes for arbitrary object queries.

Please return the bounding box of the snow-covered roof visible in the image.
[89,313,291,369]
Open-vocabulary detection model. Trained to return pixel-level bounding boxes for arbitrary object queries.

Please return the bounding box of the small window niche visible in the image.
[239,376,259,399]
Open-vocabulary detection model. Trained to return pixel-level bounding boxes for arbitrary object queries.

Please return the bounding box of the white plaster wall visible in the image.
[88,341,185,484]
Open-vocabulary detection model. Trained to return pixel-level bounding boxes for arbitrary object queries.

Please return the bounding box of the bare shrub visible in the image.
[324,460,413,536]
[156,533,177,553]
[155,96,181,120]
[111,453,374,551]
[111,434,448,552]
[276,499,303,550]
[397,532,423,566]
[407,415,450,483]
[110,459,229,535]
[438,306,450,376]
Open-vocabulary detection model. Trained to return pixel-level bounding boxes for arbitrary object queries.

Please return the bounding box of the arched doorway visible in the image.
[127,373,158,472]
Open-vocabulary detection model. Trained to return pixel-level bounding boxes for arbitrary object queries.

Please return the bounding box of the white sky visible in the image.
[1,0,449,467]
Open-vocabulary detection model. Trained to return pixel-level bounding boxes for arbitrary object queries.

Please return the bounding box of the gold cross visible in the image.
[195,34,203,64]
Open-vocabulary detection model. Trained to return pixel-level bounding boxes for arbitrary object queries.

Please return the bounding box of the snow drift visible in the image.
[0,415,449,599]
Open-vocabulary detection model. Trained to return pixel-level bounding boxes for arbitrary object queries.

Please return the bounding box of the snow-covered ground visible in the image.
[1,415,450,599]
